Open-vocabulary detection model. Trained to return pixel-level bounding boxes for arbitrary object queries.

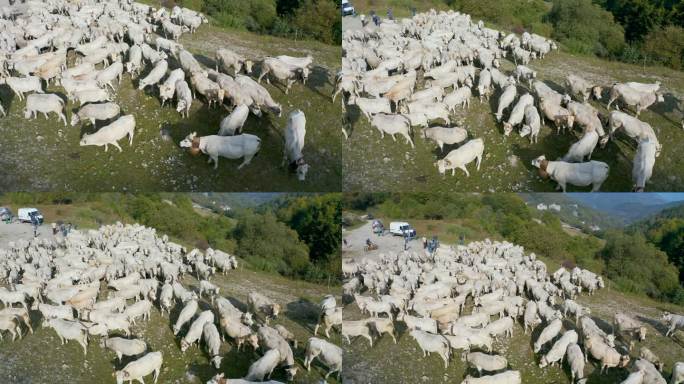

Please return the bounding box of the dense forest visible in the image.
[0,193,342,284]
[631,204,684,292]
[175,0,342,44]
[402,0,684,70]
[343,193,683,305]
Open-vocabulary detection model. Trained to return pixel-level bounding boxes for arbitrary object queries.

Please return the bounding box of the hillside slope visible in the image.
[0,208,341,384]
[0,22,341,192]
[342,221,684,384]
[342,12,684,192]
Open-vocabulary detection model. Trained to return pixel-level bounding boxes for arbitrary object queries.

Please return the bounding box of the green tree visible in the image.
[293,0,341,44]
[601,230,680,301]
[233,210,310,278]
[642,25,684,69]
[547,0,626,57]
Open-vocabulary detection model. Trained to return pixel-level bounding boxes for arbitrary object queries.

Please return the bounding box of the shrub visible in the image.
[547,0,625,58]
[293,0,341,44]
[642,25,684,70]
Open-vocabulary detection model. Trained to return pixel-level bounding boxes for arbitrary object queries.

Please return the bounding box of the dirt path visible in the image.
[0,222,52,247]
[343,220,422,264]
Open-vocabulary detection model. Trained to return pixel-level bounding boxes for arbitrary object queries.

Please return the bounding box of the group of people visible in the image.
[422,236,440,255]
[50,221,73,238]
[362,7,417,27]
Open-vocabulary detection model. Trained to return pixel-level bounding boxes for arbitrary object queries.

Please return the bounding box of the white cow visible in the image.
[632,137,657,192]
[435,139,484,177]
[80,115,136,152]
[218,104,250,136]
[282,110,309,181]
[532,155,609,192]
[24,93,66,125]
[113,351,163,384]
[179,132,261,170]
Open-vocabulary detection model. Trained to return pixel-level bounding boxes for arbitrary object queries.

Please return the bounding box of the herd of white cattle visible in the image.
[0,223,342,383]
[339,9,675,191]
[0,0,315,180]
[342,239,684,384]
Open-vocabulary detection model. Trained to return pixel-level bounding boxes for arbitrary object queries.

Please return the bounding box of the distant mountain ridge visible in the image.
[519,193,624,229]
[568,194,684,223]
[189,193,283,210]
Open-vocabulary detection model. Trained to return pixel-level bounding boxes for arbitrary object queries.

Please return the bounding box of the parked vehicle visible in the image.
[0,207,12,223]
[389,221,416,237]
[342,0,355,16]
[18,208,43,224]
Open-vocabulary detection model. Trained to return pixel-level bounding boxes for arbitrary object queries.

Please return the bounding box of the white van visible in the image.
[389,221,416,237]
[18,208,43,224]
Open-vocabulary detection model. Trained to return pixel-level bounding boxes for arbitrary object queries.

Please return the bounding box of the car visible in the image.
[18,208,43,224]
[342,0,355,16]
[389,221,416,237]
[0,207,12,223]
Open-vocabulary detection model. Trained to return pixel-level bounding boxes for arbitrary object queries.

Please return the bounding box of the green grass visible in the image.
[0,24,341,192]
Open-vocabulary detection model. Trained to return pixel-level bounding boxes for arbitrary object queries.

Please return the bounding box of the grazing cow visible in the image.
[23,94,66,126]
[282,110,309,181]
[113,351,163,384]
[304,337,342,380]
[370,113,414,148]
[79,115,136,152]
[105,337,147,363]
[71,102,120,128]
[435,139,484,177]
[179,132,261,170]
[532,155,609,192]
[218,104,249,136]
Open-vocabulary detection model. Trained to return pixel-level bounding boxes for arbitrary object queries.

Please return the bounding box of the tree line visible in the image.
[440,0,684,70]
[344,192,683,305]
[0,192,342,284]
[179,0,341,45]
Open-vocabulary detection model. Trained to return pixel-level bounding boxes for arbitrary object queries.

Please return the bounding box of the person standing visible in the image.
[422,236,427,249]
[387,8,393,20]
[30,213,38,238]
[51,222,58,236]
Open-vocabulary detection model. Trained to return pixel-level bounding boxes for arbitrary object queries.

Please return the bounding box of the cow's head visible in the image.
[531,155,547,170]
[244,60,254,74]
[179,132,197,148]
[79,133,93,147]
